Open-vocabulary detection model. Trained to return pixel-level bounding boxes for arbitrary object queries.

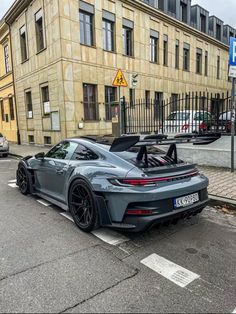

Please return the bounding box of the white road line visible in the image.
[232,308,236,313]
[37,199,52,207]
[0,160,12,163]
[8,179,17,183]
[60,212,129,246]
[92,229,129,246]
[60,212,74,223]
[8,183,18,188]
[141,254,200,288]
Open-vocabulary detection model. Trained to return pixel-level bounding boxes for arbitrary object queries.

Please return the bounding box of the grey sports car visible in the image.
[16,135,209,232]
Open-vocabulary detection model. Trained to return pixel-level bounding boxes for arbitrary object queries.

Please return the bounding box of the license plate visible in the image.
[174,193,199,209]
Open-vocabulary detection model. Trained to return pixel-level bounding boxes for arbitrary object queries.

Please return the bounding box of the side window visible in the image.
[72,144,98,161]
[46,142,78,160]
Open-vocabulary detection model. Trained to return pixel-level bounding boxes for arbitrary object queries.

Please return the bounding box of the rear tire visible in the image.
[68,179,98,232]
[17,165,30,195]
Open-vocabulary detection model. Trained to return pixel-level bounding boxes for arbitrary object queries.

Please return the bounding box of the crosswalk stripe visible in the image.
[8,183,18,188]
[92,229,129,246]
[141,254,200,288]
[37,199,52,207]
[60,212,74,223]
[8,179,17,183]
[60,212,130,246]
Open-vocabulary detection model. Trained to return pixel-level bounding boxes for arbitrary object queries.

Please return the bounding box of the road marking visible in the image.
[60,212,129,246]
[92,229,129,246]
[37,199,52,207]
[141,254,200,288]
[8,183,18,188]
[60,212,74,223]
[8,179,17,183]
[232,308,236,313]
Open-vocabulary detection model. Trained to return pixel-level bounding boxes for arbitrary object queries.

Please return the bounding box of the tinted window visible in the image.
[167,112,190,121]
[194,112,211,121]
[71,144,98,161]
[46,142,78,160]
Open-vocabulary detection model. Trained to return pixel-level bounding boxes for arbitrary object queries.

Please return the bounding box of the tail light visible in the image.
[200,122,207,130]
[126,209,153,215]
[182,124,189,131]
[109,171,199,187]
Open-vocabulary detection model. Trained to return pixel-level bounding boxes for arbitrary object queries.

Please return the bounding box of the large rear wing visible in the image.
[109,133,221,153]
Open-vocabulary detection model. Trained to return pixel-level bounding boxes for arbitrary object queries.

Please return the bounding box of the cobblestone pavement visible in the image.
[200,166,236,201]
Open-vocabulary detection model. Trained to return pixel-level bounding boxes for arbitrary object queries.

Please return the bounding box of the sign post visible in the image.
[229,37,236,173]
[112,69,128,136]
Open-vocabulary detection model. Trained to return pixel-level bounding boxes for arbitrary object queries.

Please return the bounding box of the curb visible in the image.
[9,153,23,159]
[209,194,236,206]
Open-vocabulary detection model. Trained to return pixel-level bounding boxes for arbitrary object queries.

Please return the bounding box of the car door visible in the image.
[34,141,78,202]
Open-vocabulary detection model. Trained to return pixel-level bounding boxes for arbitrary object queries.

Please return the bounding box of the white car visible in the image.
[0,133,9,157]
[163,110,212,134]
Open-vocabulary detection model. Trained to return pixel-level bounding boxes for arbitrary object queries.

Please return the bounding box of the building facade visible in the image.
[0,20,17,142]
[5,0,232,145]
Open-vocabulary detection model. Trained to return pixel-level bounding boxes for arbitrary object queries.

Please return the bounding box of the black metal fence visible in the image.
[122,92,233,135]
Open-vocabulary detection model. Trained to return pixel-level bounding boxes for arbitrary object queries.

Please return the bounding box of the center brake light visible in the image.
[109,171,199,187]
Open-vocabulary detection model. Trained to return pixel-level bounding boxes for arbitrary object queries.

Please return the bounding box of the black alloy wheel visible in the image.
[69,179,98,232]
[17,165,29,195]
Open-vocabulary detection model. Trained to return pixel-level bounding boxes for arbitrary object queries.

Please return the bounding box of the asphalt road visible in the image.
[0,157,235,314]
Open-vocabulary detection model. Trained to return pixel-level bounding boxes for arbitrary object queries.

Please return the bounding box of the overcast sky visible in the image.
[0,0,235,27]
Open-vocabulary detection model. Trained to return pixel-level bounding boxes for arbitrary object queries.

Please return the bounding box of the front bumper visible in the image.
[0,147,9,156]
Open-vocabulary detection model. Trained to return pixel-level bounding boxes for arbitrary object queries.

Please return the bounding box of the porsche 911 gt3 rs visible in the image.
[16,135,209,232]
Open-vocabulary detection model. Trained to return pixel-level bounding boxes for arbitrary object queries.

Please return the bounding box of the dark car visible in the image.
[16,136,209,233]
[218,111,236,133]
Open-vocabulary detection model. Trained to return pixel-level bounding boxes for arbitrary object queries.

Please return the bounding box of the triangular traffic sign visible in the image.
[112,69,128,87]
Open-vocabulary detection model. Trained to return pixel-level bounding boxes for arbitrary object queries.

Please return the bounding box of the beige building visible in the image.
[0,20,18,142]
[5,0,231,145]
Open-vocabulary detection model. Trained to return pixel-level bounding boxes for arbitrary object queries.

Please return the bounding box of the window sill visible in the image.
[0,71,12,80]
[196,72,202,75]
[27,117,34,120]
[103,49,116,54]
[80,43,96,49]
[123,54,135,59]
[36,47,47,55]
[150,61,159,65]
[183,69,190,72]
[84,120,100,123]
[163,64,168,67]
[21,58,29,65]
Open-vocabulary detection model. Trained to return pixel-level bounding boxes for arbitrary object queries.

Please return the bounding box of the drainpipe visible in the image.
[6,21,21,145]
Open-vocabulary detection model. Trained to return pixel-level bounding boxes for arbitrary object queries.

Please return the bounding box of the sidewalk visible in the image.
[9,144,236,204]
[10,143,50,158]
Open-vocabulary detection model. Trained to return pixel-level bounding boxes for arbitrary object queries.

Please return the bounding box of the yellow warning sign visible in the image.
[112,69,128,87]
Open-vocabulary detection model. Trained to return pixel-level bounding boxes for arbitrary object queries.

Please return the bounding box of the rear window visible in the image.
[167,112,190,121]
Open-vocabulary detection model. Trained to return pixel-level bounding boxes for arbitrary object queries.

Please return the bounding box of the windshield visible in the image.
[166,112,190,121]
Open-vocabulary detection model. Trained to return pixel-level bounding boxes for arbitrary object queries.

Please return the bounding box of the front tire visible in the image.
[17,165,30,195]
[68,179,98,232]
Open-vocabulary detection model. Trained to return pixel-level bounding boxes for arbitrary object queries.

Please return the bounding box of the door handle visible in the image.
[56,169,64,175]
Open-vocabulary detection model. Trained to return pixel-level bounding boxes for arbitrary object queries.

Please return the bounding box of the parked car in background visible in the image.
[163,110,212,134]
[218,111,236,133]
[0,133,9,157]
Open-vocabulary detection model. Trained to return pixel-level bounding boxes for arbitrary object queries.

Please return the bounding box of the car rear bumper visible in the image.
[123,198,209,232]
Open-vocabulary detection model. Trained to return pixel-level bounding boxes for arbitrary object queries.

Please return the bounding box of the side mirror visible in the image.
[35,152,45,160]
